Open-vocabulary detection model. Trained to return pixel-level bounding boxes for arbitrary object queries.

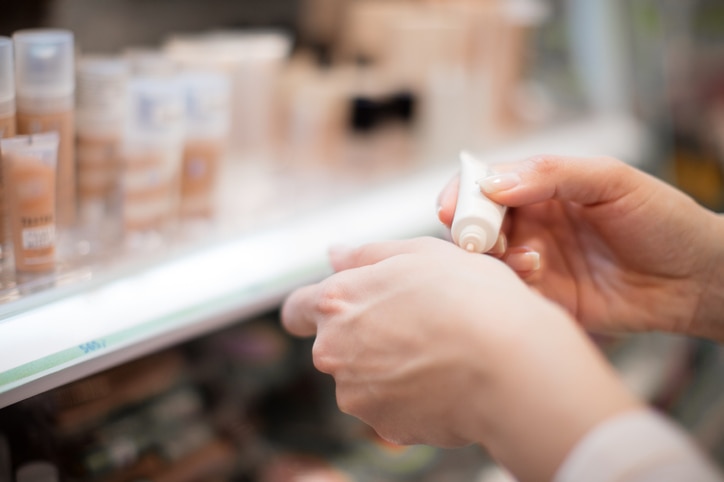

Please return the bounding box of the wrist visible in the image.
[475,299,643,482]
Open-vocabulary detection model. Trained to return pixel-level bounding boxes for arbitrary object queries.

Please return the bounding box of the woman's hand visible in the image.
[281,237,640,482]
[438,155,724,341]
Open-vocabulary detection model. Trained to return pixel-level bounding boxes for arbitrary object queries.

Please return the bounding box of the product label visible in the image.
[77,134,120,202]
[5,152,57,272]
[17,110,76,228]
[180,138,223,218]
[122,150,177,232]
[22,225,55,250]
[134,93,184,132]
[0,114,17,140]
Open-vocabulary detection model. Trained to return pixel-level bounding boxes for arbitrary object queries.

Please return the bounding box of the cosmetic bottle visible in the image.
[0,37,16,263]
[451,151,506,253]
[1,133,59,273]
[75,55,128,237]
[121,76,184,239]
[13,29,75,229]
[280,60,347,169]
[177,70,230,221]
[198,30,291,157]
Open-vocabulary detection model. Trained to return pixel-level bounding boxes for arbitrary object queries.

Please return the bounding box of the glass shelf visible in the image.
[0,114,651,409]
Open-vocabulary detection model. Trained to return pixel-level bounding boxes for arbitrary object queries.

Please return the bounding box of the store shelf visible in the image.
[0,114,651,409]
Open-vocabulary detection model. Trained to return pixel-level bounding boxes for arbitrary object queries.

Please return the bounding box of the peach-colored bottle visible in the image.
[1,133,59,273]
[177,71,230,220]
[0,37,17,263]
[13,29,76,229]
[76,56,128,231]
[121,77,184,238]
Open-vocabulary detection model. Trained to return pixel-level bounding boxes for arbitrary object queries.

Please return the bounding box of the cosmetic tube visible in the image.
[122,77,185,235]
[451,151,506,253]
[0,37,16,263]
[1,132,59,273]
[177,71,230,220]
[194,30,291,156]
[13,29,75,229]
[76,55,128,230]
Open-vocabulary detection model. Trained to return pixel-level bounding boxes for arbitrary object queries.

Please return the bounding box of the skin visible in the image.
[282,238,640,481]
[281,155,724,481]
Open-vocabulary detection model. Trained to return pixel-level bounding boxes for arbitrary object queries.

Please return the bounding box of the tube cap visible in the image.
[458,224,489,253]
[0,37,14,109]
[13,29,74,100]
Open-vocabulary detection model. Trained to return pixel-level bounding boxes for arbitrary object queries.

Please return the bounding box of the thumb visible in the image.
[479,155,645,207]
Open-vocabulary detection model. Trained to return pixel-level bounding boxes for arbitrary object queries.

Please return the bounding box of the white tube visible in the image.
[451,151,506,253]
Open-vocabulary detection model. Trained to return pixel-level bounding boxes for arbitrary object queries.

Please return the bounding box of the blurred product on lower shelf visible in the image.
[0,315,497,481]
[0,314,720,481]
[0,433,11,481]
[15,461,60,482]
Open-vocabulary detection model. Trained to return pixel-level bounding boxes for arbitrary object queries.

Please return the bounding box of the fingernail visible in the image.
[478,173,521,194]
[506,251,540,272]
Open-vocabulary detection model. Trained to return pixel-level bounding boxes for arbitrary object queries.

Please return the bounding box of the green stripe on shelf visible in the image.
[0,261,326,394]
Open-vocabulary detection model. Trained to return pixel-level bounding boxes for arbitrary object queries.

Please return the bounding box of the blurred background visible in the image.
[0,1,722,481]
[1,0,722,207]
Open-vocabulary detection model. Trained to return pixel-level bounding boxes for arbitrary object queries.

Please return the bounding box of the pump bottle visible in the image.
[14,29,76,229]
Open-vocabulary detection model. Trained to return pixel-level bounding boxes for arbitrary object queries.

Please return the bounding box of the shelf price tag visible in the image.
[78,339,107,355]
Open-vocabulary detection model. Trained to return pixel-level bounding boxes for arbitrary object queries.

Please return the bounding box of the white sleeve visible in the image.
[554,408,723,482]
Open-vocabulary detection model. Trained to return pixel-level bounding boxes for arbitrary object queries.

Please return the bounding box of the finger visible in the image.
[436,174,459,227]
[478,155,644,207]
[280,283,325,337]
[503,246,541,274]
[329,237,445,272]
[501,211,513,236]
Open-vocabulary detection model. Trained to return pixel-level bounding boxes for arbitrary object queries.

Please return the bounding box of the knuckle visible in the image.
[311,338,336,374]
[526,155,559,175]
[594,155,626,176]
[314,280,349,316]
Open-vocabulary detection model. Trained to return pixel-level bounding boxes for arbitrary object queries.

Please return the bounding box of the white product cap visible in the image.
[13,29,74,100]
[16,461,59,482]
[458,224,490,253]
[0,37,14,111]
